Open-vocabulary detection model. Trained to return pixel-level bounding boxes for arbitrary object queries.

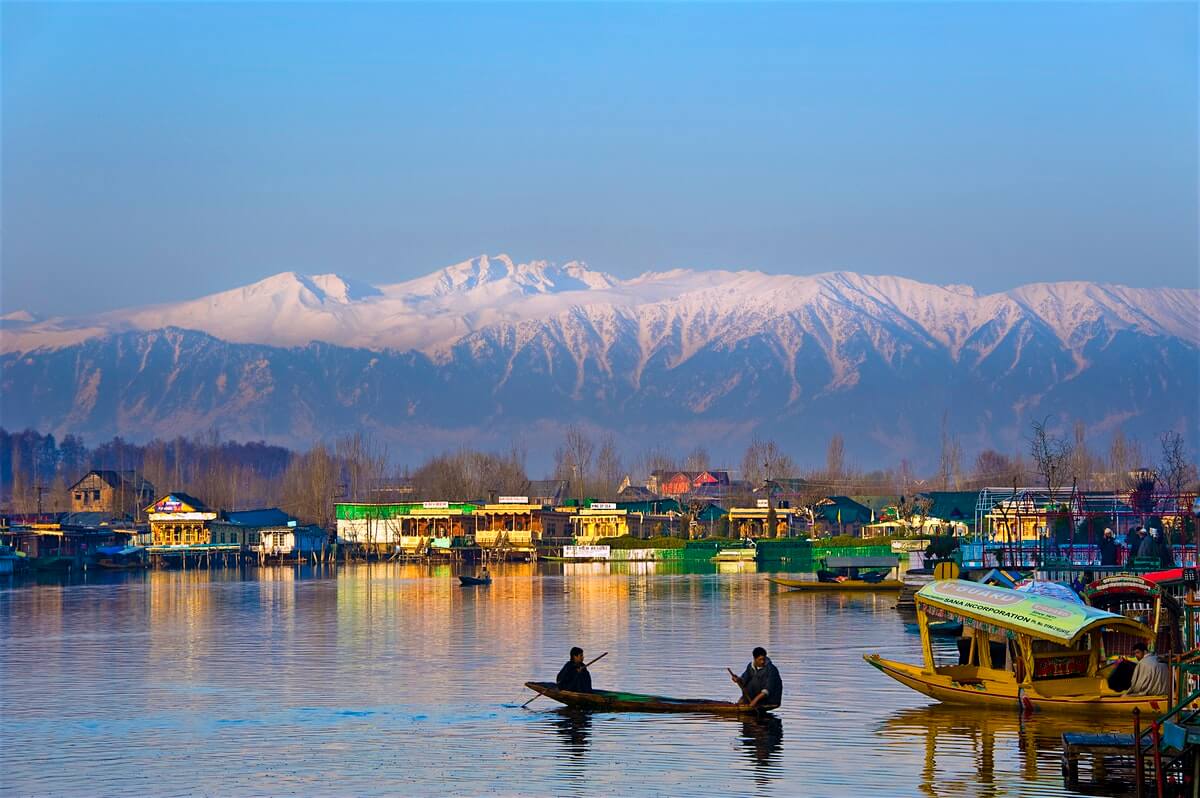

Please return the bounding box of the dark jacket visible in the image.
[739,657,783,707]
[556,659,593,693]
[1137,534,1157,561]
[1098,537,1118,566]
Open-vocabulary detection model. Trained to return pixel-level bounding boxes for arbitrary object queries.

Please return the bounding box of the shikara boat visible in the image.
[864,579,1172,716]
[1082,574,1183,657]
[459,575,492,586]
[769,556,902,591]
[523,682,772,716]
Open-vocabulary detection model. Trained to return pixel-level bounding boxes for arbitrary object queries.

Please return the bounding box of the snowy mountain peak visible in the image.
[401,254,616,298]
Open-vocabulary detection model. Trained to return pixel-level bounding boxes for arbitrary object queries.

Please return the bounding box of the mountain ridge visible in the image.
[2,256,1196,468]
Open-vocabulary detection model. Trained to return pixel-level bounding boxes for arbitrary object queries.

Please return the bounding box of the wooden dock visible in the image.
[1061,732,1136,787]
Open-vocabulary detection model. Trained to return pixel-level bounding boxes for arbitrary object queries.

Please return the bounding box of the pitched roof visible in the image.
[815,496,872,525]
[71,470,155,493]
[146,493,211,513]
[221,508,294,527]
[918,491,979,524]
[617,484,657,500]
[528,479,569,502]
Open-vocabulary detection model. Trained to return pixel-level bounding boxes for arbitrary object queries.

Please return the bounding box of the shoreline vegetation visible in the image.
[2,424,1195,534]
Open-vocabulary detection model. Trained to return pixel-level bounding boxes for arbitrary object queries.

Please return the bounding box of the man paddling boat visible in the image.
[556,646,594,693]
[729,647,782,710]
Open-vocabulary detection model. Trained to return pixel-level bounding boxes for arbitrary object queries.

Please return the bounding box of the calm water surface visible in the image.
[0,563,1131,796]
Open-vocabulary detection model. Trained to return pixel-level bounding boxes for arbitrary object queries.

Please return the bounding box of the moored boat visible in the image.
[770,555,903,591]
[459,575,492,586]
[769,576,903,591]
[865,579,1172,716]
[523,681,772,715]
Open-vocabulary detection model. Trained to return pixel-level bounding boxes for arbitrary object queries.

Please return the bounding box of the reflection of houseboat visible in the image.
[865,580,1168,715]
[1081,574,1182,657]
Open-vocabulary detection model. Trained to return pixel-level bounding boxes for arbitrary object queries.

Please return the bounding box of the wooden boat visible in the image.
[771,555,902,591]
[1082,574,1183,658]
[459,574,492,586]
[523,682,773,715]
[770,576,903,591]
[770,556,903,591]
[865,579,1172,716]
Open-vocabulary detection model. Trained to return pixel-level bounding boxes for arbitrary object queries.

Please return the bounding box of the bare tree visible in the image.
[825,435,845,482]
[897,493,934,537]
[594,434,623,499]
[1029,417,1073,495]
[938,412,962,490]
[742,439,797,487]
[1159,431,1198,497]
[684,446,710,473]
[1069,421,1095,491]
[1106,430,1145,491]
[555,425,596,500]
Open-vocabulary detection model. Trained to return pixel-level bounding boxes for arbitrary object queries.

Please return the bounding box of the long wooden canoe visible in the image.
[767,576,903,591]
[524,681,773,715]
[459,575,492,586]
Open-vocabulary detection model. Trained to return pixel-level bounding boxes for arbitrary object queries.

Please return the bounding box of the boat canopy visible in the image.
[824,556,898,569]
[916,580,1151,646]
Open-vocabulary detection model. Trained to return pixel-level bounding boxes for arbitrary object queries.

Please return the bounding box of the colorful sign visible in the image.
[155,499,183,513]
[917,579,1144,645]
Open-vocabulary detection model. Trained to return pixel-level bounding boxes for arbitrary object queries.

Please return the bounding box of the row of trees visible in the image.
[2,421,1196,527]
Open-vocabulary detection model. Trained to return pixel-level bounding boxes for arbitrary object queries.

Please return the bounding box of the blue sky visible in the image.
[3,2,1196,315]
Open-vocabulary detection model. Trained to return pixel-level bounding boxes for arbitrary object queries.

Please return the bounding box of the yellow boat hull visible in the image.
[863,654,1172,716]
[769,577,903,591]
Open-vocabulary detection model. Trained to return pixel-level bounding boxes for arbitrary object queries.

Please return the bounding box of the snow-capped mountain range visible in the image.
[2,255,1197,468]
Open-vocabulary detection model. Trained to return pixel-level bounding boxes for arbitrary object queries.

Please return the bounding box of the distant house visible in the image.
[146,493,217,546]
[812,496,873,537]
[617,484,658,501]
[209,508,297,549]
[528,479,570,506]
[70,470,155,518]
[647,470,733,497]
[260,524,327,558]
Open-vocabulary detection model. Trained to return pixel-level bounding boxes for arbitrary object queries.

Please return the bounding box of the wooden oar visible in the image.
[522,651,609,708]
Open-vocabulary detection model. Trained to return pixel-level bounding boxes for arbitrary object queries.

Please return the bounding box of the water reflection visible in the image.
[878,705,1131,798]
[0,563,1112,797]
[552,708,593,760]
[739,714,784,784]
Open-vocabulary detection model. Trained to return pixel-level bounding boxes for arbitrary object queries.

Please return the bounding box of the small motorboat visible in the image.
[459,574,492,586]
[523,682,774,715]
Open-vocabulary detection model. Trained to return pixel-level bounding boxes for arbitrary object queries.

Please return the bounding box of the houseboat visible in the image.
[865,580,1170,715]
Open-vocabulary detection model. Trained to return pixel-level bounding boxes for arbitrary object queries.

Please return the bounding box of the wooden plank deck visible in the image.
[1061,732,1135,787]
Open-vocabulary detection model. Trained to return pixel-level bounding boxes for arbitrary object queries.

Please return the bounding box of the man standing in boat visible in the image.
[730,647,783,710]
[556,647,594,693]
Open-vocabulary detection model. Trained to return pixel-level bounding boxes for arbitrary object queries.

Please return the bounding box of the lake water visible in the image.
[0,563,1133,797]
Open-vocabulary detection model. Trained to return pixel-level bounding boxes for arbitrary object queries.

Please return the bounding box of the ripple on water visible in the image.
[0,564,1108,796]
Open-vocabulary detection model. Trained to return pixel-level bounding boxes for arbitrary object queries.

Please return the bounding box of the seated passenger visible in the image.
[1126,643,1170,697]
[556,646,593,693]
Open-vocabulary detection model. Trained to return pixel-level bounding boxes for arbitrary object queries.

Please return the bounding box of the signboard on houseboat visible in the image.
[498,496,529,504]
[590,503,617,510]
[563,545,611,560]
[423,502,450,510]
